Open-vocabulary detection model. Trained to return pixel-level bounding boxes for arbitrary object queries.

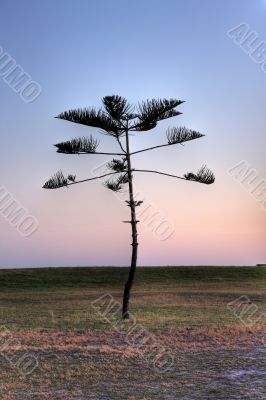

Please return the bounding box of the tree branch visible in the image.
[133,169,187,181]
[116,137,126,153]
[130,98,184,130]
[44,165,214,190]
[130,129,204,156]
[130,142,181,156]
[57,151,125,156]
[133,169,214,184]
[43,171,121,189]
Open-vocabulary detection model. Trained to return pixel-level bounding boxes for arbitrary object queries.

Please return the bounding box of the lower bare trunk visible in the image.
[122,126,138,319]
[122,219,138,319]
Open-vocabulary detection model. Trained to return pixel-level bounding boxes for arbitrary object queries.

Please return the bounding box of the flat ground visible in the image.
[0,266,265,399]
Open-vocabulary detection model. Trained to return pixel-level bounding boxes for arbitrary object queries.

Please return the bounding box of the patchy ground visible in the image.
[0,267,265,399]
[0,328,265,399]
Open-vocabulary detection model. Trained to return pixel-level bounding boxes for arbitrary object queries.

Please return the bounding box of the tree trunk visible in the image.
[122,126,138,319]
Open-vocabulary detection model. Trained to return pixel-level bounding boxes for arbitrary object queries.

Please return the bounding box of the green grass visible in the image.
[0,266,265,290]
[0,266,265,331]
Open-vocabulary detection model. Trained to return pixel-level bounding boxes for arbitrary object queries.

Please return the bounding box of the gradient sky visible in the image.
[0,0,265,267]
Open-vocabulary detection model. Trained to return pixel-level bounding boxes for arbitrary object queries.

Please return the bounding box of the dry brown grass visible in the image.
[0,326,265,399]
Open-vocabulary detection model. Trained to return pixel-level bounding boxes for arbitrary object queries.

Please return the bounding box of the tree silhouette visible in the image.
[43,95,215,319]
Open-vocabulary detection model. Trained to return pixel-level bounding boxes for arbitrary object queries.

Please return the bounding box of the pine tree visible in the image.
[43,95,215,319]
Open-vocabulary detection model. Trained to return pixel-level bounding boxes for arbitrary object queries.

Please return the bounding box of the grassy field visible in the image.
[0,266,265,330]
[0,266,265,399]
